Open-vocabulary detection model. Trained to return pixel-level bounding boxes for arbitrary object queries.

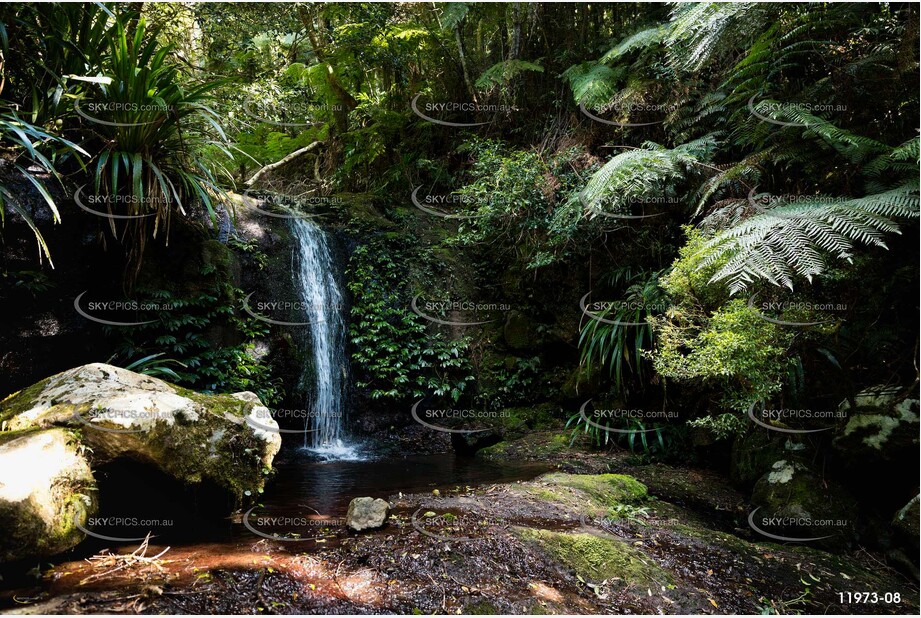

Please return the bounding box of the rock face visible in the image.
[0,363,282,503]
[346,497,389,531]
[0,428,97,563]
[892,494,920,547]
[750,460,858,549]
[832,386,919,461]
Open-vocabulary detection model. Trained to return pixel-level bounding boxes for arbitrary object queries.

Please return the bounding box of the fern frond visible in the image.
[693,182,920,293]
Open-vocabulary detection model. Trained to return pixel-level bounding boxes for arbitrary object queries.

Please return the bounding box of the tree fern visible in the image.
[579,137,718,218]
[600,25,667,64]
[692,181,920,293]
[561,62,622,108]
[475,59,543,90]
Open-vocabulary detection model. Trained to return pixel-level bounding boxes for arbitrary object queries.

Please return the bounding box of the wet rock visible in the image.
[346,497,389,531]
[0,363,281,504]
[750,460,858,549]
[0,428,97,563]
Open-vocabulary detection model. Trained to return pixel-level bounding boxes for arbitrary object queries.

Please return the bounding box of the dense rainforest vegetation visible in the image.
[0,2,918,615]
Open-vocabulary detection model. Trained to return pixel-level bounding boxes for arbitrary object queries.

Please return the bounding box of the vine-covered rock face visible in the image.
[0,363,281,504]
[0,428,97,563]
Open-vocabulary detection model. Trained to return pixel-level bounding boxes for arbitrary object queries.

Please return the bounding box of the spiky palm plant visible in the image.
[79,19,231,283]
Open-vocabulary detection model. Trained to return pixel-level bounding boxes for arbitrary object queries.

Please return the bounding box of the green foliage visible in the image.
[81,19,231,280]
[346,239,473,402]
[0,114,86,264]
[579,269,667,394]
[687,412,746,441]
[649,298,795,410]
[475,60,543,90]
[110,280,282,406]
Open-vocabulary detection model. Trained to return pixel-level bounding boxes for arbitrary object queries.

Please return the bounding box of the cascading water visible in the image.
[290,217,358,460]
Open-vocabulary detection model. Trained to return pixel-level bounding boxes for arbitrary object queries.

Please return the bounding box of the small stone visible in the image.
[346,497,389,531]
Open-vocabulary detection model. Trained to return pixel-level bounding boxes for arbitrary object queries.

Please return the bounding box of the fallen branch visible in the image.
[79,533,171,586]
[244,142,323,188]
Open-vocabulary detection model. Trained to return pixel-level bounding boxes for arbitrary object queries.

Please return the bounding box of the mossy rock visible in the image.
[515,528,669,587]
[0,428,98,563]
[1,364,282,505]
[832,387,919,463]
[750,460,858,549]
[477,430,575,462]
[541,473,648,507]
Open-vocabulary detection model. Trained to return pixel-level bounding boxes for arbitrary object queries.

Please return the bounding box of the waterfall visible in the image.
[290,217,357,459]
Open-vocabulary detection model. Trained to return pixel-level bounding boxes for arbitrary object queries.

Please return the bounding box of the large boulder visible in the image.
[832,386,919,461]
[750,460,858,550]
[346,497,389,531]
[0,363,282,503]
[0,428,97,563]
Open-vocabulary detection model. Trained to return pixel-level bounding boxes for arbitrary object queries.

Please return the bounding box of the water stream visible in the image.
[290,217,358,460]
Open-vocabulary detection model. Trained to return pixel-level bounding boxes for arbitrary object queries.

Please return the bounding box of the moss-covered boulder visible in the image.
[0,363,281,504]
[519,473,648,519]
[0,428,97,563]
[515,528,669,587]
[750,460,858,549]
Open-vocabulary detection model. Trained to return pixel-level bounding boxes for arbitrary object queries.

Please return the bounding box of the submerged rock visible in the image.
[346,497,389,531]
[0,428,97,563]
[0,363,281,503]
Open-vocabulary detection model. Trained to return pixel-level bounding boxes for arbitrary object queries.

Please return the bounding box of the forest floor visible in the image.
[2,431,918,615]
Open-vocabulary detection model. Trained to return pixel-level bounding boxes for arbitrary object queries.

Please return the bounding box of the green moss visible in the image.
[0,376,51,423]
[543,473,648,506]
[463,600,499,615]
[516,528,669,586]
